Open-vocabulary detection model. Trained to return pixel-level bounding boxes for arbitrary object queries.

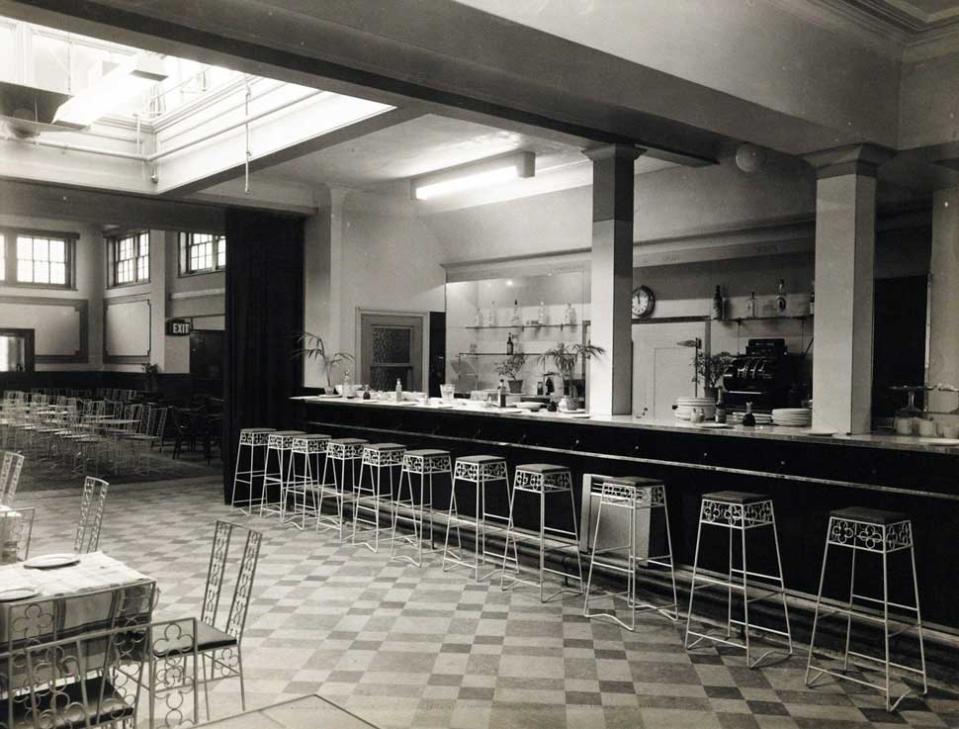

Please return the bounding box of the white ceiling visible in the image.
[253,113,674,205]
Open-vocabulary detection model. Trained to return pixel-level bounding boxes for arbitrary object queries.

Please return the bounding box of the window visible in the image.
[0,230,74,287]
[110,232,150,286]
[179,233,226,275]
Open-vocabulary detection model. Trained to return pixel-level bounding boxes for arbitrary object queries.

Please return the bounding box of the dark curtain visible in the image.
[222,208,304,502]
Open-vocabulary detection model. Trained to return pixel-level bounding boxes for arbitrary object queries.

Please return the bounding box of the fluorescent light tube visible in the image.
[54,54,167,127]
[412,151,534,200]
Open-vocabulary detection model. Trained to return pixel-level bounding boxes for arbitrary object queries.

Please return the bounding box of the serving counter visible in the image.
[293,396,959,633]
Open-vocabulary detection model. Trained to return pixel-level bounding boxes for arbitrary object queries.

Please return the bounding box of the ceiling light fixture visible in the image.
[53,54,167,128]
[411,151,535,201]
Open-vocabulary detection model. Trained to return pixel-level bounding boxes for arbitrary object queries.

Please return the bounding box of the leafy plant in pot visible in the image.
[493,353,527,394]
[693,351,735,399]
[537,342,605,409]
[141,362,160,393]
[295,332,354,392]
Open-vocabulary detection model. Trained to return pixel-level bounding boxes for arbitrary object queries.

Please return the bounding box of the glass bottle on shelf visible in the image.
[538,300,547,326]
[394,377,403,402]
[714,389,727,424]
[506,333,514,355]
[711,285,724,321]
[745,291,757,319]
[563,302,576,326]
[510,299,522,327]
[497,379,507,408]
[776,279,787,315]
[343,370,353,398]
[809,280,815,316]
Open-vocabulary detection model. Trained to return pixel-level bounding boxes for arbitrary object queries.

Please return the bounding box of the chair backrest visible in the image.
[0,451,24,506]
[0,507,34,564]
[1,582,158,728]
[149,405,169,438]
[201,520,262,642]
[74,477,109,554]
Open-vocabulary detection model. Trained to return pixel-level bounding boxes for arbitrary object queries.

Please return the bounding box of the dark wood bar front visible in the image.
[297,398,959,633]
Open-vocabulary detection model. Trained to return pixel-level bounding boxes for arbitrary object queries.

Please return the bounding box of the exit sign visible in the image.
[166,319,192,336]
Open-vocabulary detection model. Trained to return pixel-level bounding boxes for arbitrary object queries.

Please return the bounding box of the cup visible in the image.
[918,418,938,437]
[894,417,915,435]
[440,384,455,402]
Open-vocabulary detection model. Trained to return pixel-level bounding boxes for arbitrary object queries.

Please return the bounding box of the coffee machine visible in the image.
[721,338,804,412]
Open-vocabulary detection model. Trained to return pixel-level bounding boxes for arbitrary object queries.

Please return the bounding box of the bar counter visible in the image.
[293,395,959,632]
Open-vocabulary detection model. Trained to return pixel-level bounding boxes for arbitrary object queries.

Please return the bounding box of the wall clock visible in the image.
[632,285,655,319]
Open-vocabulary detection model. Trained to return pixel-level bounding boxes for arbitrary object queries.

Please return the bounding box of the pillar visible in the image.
[805,144,891,434]
[584,144,642,416]
[928,187,959,413]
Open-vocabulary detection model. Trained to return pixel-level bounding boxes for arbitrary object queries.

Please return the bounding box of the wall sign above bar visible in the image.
[166,318,192,336]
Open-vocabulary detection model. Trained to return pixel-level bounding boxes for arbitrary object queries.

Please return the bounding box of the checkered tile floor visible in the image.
[15,475,959,729]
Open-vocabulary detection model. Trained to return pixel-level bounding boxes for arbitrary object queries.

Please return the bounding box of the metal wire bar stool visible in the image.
[353,443,405,552]
[318,437,368,541]
[391,449,451,567]
[583,475,678,629]
[230,427,275,514]
[684,491,793,668]
[259,430,304,518]
[805,507,927,712]
[283,434,331,529]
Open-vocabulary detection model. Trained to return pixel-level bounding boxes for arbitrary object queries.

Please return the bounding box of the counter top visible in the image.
[293,396,959,455]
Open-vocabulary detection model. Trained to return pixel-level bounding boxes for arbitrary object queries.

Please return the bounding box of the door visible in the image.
[359,313,424,391]
[190,330,225,380]
[0,329,34,372]
[632,320,709,420]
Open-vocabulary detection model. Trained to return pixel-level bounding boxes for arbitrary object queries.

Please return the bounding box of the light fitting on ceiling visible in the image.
[411,151,535,200]
[53,54,167,128]
[734,143,767,173]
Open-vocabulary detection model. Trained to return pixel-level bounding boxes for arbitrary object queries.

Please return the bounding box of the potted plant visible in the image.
[141,362,160,393]
[693,351,735,399]
[537,342,605,406]
[493,353,528,394]
[296,332,354,391]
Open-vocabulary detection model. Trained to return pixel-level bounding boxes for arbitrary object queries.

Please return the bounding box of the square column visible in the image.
[584,144,642,416]
[805,145,890,434]
[929,187,959,413]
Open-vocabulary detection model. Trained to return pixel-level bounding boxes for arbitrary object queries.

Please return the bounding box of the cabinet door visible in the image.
[632,320,708,420]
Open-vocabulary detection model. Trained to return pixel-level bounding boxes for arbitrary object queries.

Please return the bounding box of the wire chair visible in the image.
[0,451,24,506]
[122,405,168,474]
[160,520,263,721]
[0,506,35,565]
[75,476,109,553]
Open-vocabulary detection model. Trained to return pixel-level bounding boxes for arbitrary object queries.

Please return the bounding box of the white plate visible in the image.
[693,422,732,429]
[0,587,39,602]
[515,402,542,412]
[24,553,80,570]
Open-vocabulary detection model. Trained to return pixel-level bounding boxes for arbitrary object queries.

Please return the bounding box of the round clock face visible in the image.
[632,286,655,319]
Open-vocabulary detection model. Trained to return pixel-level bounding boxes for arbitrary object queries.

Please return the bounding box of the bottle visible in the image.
[711,285,724,321]
[538,300,547,325]
[487,301,496,327]
[536,380,544,396]
[714,389,727,424]
[472,306,482,327]
[563,303,576,326]
[745,291,756,319]
[809,280,815,316]
[497,379,507,408]
[506,333,514,355]
[511,299,522,327]
[741,401,756,427]
[343,370,353,398]
[545,376,555,395]
[776,279,787,315]
[394,377,403,402]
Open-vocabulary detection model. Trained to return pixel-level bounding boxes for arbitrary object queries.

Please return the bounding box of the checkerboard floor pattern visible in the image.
[16,475,959,729]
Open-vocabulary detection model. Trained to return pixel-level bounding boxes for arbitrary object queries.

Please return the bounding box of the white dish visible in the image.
[694,422,732,429]
[24,553,80,570]
[515,402,542,412]
[0,587,39,602]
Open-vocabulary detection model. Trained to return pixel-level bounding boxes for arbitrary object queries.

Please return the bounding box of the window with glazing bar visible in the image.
[110,232,150,286]
[179,232,226,275]
[0,230,74,288]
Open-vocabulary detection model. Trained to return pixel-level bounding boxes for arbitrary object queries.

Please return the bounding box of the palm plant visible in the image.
[295,332,354,389]
[537,342,605,394]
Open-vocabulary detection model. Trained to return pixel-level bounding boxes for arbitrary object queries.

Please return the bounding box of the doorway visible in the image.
[190,329,225,381]
[0,329,35,372]
[359,312,424,391]
[632,319,709,420]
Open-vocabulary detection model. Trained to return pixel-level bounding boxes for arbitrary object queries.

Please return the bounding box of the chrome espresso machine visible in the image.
[721,338,806,412]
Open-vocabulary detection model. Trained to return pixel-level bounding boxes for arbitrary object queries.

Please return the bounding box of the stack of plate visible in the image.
[729,411,773,425]
[674,396,716,421]
[772,408,812,427]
